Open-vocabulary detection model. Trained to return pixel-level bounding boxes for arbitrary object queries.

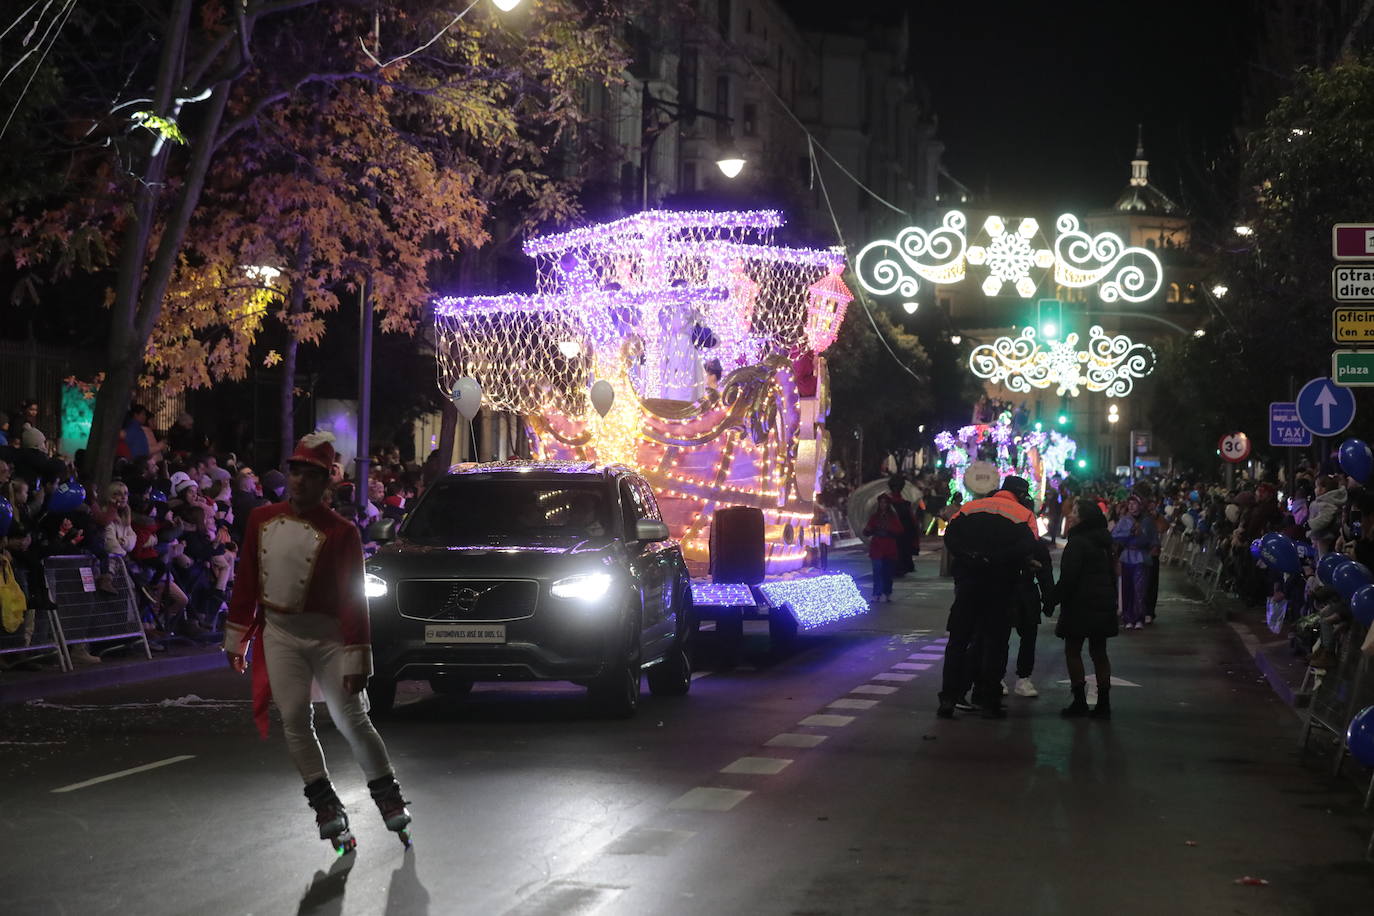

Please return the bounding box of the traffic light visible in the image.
[1076,458,1088,470]
[1037,299,1063,340]
[1057,413,1068,426]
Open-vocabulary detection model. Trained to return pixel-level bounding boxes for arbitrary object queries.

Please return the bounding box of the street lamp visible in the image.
[1211,284,1229,298]
[1193,328,1207,338]
[490,0,524,10]
[1234,225,1254,237]
[950,334,962,345]
[1107,403,1119,424]
[902,301,919,314]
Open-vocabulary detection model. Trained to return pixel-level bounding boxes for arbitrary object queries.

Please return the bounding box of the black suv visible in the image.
[363,462,694,717]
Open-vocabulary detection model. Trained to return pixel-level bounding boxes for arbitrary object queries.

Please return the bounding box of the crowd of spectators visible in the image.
[0,400,428,668]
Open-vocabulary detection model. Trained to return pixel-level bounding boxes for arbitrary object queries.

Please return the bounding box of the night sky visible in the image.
[783,0,1253,213]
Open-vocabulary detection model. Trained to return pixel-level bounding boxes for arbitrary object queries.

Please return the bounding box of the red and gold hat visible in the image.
[286,431,337,472]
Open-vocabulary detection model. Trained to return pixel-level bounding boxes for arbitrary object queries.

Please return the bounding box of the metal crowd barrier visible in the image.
[0,600,69,672]
[43,555,152,662]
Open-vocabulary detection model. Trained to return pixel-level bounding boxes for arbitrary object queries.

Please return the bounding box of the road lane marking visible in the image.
[766,733,828,748]
[851,684,897,695]
[721,756,792,775]
[827,698,878,710]
[908,653,944,660]
[52,755,195,794]
[894,662,932,671]
[872,672,916,682]
[798,713,855,727]
[603,827,695,856]
[668,787,752,811]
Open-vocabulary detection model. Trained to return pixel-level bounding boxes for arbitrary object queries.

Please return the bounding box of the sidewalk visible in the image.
[0,639,224,705]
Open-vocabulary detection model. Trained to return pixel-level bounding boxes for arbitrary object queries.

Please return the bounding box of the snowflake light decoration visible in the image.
[855,211,1162,302]
[966,216,1055,298]
[968,326,1156,397]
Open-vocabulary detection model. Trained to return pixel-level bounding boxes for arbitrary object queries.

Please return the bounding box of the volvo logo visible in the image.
[442,584,493,617]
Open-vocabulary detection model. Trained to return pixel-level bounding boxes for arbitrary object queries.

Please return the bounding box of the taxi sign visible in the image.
[1332,307,1374,343]
[1333,265,1374,301]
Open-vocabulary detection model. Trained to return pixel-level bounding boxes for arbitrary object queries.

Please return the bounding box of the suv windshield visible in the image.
[403,478,613,544]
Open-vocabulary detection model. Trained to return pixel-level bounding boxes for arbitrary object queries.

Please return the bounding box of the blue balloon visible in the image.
[1339,438,1374,484]
[48,481,86,514]
[1258,533,1300,575]
[1333,560,1374,600]
[1317,551,1348,585]
[0,495,11,538]
[1348,705,1374,768]
[1351,584,1374,627]
[1249,537,1263,559]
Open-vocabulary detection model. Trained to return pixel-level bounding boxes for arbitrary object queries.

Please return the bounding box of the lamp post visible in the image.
[641,86,742,210]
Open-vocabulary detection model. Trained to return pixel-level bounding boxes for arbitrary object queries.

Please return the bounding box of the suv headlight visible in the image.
[364,573,388,599]
[550,573,613,601]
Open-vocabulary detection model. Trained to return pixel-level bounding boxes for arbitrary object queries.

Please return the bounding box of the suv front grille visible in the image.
[397,579,539,622]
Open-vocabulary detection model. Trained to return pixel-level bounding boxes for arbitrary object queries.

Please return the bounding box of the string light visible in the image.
[435,209,847,576]
[757,574,868,629]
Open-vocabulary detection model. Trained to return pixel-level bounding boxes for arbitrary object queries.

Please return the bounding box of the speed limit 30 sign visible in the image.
[1219,431,1251,463]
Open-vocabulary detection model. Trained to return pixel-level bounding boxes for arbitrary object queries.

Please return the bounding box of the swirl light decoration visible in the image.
[855,211,1164,303]
[969,326,1156,397]
[853,210,967,298]
[1053,214,1163,302]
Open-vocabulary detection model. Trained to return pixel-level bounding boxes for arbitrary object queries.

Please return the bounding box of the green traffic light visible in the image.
[1058,414,1068,425]
[1076,459,1087,469]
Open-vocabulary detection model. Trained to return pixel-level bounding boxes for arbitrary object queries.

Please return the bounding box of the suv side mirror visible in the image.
[366,517,397,543]
[634,518,670,542]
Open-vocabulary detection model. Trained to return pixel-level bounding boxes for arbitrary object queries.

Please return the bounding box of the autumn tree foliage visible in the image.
[3,0,633,491]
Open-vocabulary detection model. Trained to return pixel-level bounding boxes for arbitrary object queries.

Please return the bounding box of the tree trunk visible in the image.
[279,232,313,466]
[84,0,243,494]
[437,399,458,468]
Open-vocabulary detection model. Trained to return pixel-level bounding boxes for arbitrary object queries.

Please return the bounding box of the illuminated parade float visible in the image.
[434,209,869,630]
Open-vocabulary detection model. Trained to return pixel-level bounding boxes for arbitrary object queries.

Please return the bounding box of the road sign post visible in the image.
[1296,376,1357,437]
[1269,402,1312,447]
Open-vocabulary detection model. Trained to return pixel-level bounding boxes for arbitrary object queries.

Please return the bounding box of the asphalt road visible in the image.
[2,550,1371,915]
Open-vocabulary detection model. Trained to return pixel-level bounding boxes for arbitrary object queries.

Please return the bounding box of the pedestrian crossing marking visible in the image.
[667,787,752,811]
[798,713,856,727]
[872,672,917,682]
[720,757,793,775]
[894,662,931,671]
[1056,676,1141,688]
[828,698,879,710]
[766,733,829,748]
[851,684,898,695]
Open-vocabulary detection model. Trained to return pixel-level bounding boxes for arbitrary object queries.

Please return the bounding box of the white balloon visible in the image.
[590,379,615,418]
[451,377,483,420]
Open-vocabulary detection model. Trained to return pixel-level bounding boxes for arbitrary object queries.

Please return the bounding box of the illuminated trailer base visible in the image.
[690,572,868,631]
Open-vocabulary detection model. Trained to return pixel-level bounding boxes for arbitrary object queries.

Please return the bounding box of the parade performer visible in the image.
[224,431,411,852]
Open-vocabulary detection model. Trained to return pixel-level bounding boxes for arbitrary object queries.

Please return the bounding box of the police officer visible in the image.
[938,475,1040,719]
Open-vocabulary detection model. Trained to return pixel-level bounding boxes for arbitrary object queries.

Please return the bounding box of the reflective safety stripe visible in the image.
[953,495,1039,534]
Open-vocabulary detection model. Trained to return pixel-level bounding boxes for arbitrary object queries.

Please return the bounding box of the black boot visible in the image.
[937,696,957,719]
[1090,684,1111,719]
[1061,682,1089,718]
[368,774,413,836]
[304,778,348,840]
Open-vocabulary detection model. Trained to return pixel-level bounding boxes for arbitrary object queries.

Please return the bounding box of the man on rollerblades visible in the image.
[224,431,411,853]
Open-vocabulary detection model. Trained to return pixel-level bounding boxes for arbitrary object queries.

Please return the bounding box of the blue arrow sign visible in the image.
[1269,402,1312,447]
[1295,377,1356,437]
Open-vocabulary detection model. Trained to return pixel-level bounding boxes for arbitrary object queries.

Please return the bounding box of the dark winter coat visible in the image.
[1054,508,1119,640]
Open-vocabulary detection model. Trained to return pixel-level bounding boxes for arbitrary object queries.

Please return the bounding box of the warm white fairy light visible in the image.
[968,326,1156,397]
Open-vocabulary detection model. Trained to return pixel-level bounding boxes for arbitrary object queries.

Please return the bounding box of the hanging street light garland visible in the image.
[967,326,1157,397]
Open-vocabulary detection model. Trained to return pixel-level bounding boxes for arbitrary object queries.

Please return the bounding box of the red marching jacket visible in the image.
[223,501,372,738]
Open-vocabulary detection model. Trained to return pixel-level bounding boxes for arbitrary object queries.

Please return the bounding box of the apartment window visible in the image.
[678,50,699,126]
[717,0,731,36]
[742,103,757,137]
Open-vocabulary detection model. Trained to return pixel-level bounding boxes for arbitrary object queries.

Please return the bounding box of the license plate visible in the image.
[425,624,506,644]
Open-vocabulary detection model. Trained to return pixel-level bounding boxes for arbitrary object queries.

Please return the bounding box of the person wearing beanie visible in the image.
[223,431,411,852]
[261,469,287,502]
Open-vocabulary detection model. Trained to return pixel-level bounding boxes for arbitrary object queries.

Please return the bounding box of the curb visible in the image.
[0,648,225,705]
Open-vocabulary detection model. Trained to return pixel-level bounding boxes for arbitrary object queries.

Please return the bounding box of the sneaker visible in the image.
[953,695,977,712]
[1013,677,1039,698]
[1144,616,1154,625]
[1000,680,1009,696]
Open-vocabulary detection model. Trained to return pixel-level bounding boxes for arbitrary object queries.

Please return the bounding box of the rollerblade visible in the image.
[368,774,412,848]
[304,778,356,856]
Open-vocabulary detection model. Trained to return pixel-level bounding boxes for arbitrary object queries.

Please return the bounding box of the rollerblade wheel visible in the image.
[396,827,412,848]
[331,830,358,856]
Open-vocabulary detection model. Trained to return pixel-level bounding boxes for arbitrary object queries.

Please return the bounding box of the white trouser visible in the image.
[262,610,392,785]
